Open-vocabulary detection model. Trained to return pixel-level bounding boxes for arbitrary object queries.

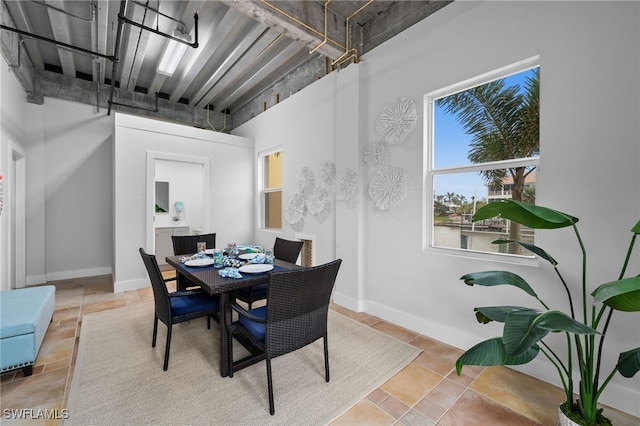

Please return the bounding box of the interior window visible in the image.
[262,150,282,229]
[426,59,540,256]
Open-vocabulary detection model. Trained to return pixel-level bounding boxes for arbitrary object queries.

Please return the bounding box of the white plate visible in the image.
[238,253,262,260]
[239,264,274,274]
[185,258,215,267]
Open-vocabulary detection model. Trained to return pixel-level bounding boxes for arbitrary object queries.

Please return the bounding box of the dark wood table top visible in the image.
[165,255,300,295]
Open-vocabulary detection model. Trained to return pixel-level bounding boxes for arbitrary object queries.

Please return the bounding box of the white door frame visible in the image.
[145,151,210,253]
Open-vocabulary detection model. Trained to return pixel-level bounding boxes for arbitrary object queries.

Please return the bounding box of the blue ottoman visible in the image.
[0,286,56,376]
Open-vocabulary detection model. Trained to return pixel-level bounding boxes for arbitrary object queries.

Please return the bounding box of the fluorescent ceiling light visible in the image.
[157,30,191,76]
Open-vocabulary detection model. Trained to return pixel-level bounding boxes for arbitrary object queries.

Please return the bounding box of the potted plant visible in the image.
[455,200,640,426]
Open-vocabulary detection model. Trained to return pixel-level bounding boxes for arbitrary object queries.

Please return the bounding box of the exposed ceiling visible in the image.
[1,0,452,131]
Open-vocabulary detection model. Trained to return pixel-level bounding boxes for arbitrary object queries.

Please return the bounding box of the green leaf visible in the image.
[617,348,640,378]
[475,306,526,323]
[472,200,578,229]
[493,239,558,265]
[631,219,640,234]
[592,276,640,312]
[503,310,597,356]
[455,337,540,375]
[461,270,537,298]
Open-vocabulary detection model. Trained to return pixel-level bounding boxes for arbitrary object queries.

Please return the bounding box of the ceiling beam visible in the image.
[46,0,76,77]
[221,0,346,60]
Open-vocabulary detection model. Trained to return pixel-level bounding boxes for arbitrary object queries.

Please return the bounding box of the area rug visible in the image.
[65,303,420,425]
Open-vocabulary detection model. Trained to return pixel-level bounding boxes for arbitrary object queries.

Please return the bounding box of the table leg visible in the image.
[219,292,230,377]
[176,274,189,292]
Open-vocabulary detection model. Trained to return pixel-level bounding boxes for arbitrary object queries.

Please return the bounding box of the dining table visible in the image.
[165,253,300,377]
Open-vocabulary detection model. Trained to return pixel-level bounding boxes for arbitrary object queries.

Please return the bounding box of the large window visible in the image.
[261,150,282,229]
[426,58,540,256]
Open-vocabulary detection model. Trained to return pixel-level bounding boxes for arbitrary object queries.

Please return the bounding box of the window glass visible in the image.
[428,62,539,256]
[262,151,282,229]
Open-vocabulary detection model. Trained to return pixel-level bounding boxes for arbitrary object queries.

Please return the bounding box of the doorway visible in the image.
[145,152,211,255]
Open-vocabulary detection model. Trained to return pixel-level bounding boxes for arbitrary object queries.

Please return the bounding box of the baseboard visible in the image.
[332,291,359,312]
[26,267,113,285]
[364,300,479,350]
[45,267,112,282]
[26,275,48,286]
[362,300,639,418]
[113,278,149,293]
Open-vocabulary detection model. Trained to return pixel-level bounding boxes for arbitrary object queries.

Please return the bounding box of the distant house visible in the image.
[487,171,536,202]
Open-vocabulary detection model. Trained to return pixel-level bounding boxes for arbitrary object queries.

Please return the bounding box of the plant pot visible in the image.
[558,406,580,426]
[558,404,613,426]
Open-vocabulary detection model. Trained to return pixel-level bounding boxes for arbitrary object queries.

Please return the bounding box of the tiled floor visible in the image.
[1,274,638,425]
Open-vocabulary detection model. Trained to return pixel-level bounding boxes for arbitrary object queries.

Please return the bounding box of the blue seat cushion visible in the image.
[170,292,218,317]
[239,306,266,342]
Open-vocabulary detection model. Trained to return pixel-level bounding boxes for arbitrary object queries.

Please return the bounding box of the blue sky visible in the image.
[433,68,537,202]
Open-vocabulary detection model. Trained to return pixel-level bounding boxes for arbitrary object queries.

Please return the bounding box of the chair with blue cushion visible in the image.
[139,248,219,371]
[171,233,217,291]
[225,259,342,415]
[233,237,304,309]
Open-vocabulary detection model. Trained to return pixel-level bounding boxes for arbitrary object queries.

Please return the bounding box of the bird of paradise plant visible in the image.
[456,200,640,425]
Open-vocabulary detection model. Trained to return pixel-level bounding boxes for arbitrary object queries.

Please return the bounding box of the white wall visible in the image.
[232,71,341,266]
[24,98,114,284]
[0,56,27,291]
[234,1,640,416]
[113,113,254,292]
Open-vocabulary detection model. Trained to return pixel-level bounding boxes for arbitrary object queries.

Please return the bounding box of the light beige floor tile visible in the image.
[380,363,443,406]
[330,399,395,426]
[470,366,564,426]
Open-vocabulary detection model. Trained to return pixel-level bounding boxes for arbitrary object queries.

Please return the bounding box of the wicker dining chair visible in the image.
[171,233,216,290]
[233,237,304,308]
[139,248,219,371]
[225,259,342,415]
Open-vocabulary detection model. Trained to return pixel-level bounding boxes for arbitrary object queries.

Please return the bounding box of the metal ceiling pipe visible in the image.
[332,0,373,66]
[107,0,127,116]
[0,24,115,62]
[309,0,331,55]
[110,92,159,113]
[118,10,199,49]
[130,0,187,31]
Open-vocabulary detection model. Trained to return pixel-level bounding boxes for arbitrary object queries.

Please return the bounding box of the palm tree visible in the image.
[437,69,539,252]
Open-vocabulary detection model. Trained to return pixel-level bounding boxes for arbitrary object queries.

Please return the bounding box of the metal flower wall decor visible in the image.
[320,161,336,186]
[375,97,417,145]
[285,164,337,230]
[285,192,306,226]
[363,141,386,167]
[335,168,359,202]
[306,186,330,216]
[297,166,315,196]
[369,165,408,211]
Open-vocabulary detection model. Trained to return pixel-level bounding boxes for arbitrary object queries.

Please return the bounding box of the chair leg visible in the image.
[223,307,235,377]
[152,315,159,347]
[266,357,275,415]
[324,335,330,382]
[163,324,172,371]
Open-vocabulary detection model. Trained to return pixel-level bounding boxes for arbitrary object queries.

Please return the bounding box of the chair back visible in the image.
[139,248,171,324]
[172,233,216,256]
[264,259,342,358]
[273,237,304,263]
